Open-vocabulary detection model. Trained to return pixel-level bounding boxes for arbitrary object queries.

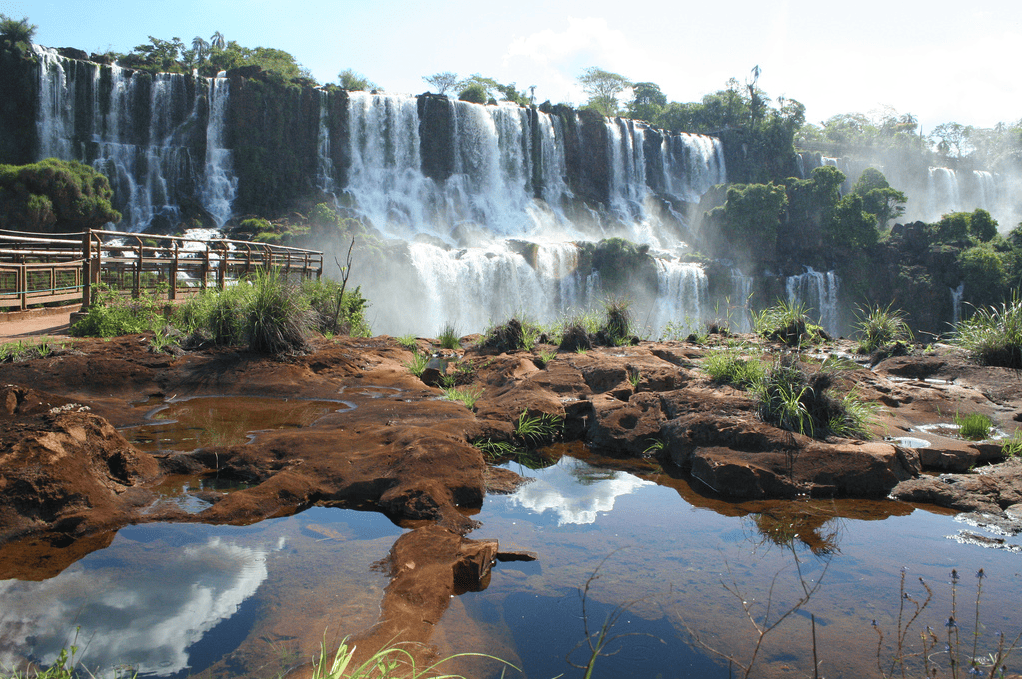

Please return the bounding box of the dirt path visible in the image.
[0,307,76,341]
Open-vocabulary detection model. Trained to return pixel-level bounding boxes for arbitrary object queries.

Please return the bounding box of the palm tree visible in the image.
[0,14,36,45]
[192,36,209,64]
[210,31,225,51]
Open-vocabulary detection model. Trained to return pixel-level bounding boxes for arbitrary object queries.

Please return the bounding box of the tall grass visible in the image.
[854,303,913,353]
[311,637,516,679]
[703,348,765,389]
[246,269,316,354]
[751,300,823,346]
[952,290,1022,368]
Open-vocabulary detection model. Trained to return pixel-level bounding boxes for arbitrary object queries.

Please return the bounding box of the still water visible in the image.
[1,449,1020,678]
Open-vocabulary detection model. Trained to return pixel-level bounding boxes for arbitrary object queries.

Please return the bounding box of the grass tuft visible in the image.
[246,269,316,354]
[854,303,913,354]
[437,322,461,350]
[952,290,1022,368]
[751,299,824,347]
[702,348,765,389]
[441,385,483,410]
[954,412,993,441]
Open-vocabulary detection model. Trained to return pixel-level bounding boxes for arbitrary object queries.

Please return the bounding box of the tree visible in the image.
[210,31,226,51]
[852,168,906,229]
[930,122,973,158]
[338,69,377,91]
[0,159,121,232]
[713,182,788,254]
[827,193,878,249]
[626,82,666,123]
[458,83,488,104]
[578,67,631,117]
[969,208,998,242]
[191,36,209,65]
[122,36,186,72]
[0,14,35,45]
[423,72,461,95]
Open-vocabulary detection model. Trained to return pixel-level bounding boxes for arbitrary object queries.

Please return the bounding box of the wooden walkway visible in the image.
[0,229,323,314]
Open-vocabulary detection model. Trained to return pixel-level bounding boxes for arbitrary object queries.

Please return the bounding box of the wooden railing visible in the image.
[0,229,324,311]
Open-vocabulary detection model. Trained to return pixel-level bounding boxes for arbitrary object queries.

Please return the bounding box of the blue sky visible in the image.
[4,0,1020,133]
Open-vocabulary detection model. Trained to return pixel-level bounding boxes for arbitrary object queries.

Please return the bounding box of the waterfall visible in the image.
[666,133,727,202]
[31,46,229,231]
[390,241,591,336]
[786,267,840,336]
[201,74,237,228]
[729,268,755,333]
[926,167,961,220]
[951,282,965,325]
[972,170,997,212]
[315,89,335,194]
[648,259,708,336]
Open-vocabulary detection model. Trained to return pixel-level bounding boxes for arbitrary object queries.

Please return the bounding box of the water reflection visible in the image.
[507,456,653,525]
[0,533,275,675]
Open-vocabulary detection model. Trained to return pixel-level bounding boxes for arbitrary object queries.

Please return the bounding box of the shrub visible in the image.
[599,297,634,346]
[71,283,166,337]
[754,356,877,439]
[483,317,542,353]
[174,285,251,346]
[458,83,488,104]
[752,299,823,346]
[954,412,992,441]
[854,303,913,354]
[437,322,460,350]
[246,269,315,354]
[303,278,371,337]
[703,348,765,389]
[952,290,1022,368]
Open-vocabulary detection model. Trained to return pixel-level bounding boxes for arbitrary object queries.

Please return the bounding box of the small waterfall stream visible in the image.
[786,267,840,336]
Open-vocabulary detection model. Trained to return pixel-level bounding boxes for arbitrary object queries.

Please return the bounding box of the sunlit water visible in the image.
[1,453,1020,678]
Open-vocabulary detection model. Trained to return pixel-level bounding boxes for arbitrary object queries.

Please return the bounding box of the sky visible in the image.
[4,0,1020,134]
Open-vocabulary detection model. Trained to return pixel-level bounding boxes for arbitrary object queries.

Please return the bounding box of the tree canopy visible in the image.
[578,67,631,117]
[338,69,377,92]
[0,159,121,232]
[0,13,36,46]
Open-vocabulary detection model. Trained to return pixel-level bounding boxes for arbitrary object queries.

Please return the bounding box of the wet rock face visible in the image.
[0,386,160,543]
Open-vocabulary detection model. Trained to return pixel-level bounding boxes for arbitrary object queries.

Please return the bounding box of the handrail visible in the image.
[1,228,324,312]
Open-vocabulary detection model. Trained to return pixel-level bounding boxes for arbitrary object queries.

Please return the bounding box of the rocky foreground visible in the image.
[2,332,1021,669]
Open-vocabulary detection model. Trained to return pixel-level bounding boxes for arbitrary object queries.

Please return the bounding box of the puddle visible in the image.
[141,475,255,515]
[3,457,1022,678]
[887,436,931,448]
[121,395,353,453]
[0,508,404,678]
[337,385,404,399]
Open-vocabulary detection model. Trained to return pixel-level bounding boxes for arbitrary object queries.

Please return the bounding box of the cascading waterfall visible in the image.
[972,170,997,212]
[315,90,335,194]
[786,267,840,336]
[925,167,961,221]
[951,282,965,325]
[393,241,593,336]
[201,74,237,228]
[31,46,231,232]
[647,259,708,336]
[606,118,648,225]
[729,268,755,333]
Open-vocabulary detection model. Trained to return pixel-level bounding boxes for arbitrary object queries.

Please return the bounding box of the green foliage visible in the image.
[958,245,1007,307]
[310,635,515,679]
[751,299,823,346]
[396,335,418,351]
[483,317,542,353]
[702,348,765,389]
[954,412,993,441]
[952,290,1022,368]
[437,322,460,350]
[441,385,483,410]
[458,83,488,104]
[338,68,376,91]
[854,303,913,353]
[578,67,631,117]
[930,211,973,243]
[754,357,877,439]
[514,409,563,447]
[303,278,371,337]
[422,72,461,95]
[0,159,120,232]
[246,269,315,354]
[0,13,36,46]
[536,348,558,367]
[600,297,633,346]
[626,81,666,123]
[71,284,166,337]
[1001,430,1022,458]
[0,337,69,363]
[852,168,906,230]
[173,284,251,345]
[712,182,788,254]
[826,193,879,249]
[968,208,998,242]
[403,351,429,377]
